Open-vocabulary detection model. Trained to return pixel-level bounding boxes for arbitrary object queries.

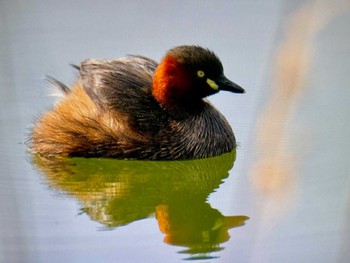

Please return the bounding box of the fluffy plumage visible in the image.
[31,46,243,160]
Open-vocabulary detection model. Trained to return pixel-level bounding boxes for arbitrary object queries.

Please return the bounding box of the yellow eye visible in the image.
[197,70,205,78]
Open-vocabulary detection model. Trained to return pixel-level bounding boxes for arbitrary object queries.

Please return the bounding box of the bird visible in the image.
[30,45,245,160]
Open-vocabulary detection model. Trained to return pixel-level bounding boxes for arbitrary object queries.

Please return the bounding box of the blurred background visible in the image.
[1,0,350,262]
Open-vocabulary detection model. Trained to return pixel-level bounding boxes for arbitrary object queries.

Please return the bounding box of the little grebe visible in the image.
[31,45,245,160]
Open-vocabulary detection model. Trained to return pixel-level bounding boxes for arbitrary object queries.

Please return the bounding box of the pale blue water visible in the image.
[1,1,350,262]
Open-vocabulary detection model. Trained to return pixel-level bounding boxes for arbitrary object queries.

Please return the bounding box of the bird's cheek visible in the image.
[206,78,219,91]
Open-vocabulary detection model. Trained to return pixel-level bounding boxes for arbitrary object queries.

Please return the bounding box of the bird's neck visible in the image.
[152,55,200,114]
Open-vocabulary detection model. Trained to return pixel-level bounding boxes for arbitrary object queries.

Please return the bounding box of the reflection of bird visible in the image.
[33,151,248,259]
[156,202,248,260]
[33,151,237,227]
[31,45,244,160]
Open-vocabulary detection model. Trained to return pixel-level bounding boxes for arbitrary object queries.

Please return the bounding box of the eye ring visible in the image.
[197,70,205,78]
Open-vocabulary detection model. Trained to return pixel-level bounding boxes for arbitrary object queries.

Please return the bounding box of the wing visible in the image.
[79,55,168,135]
[80,55,157,105]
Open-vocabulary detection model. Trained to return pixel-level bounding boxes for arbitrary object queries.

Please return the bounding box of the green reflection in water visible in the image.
[33,151,248,260]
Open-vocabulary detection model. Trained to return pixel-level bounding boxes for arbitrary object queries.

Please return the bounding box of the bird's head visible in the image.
[152,45,245,110]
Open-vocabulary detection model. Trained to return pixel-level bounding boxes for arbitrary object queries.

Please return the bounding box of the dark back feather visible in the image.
[46,75,71,94]
[79,56,168,135]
